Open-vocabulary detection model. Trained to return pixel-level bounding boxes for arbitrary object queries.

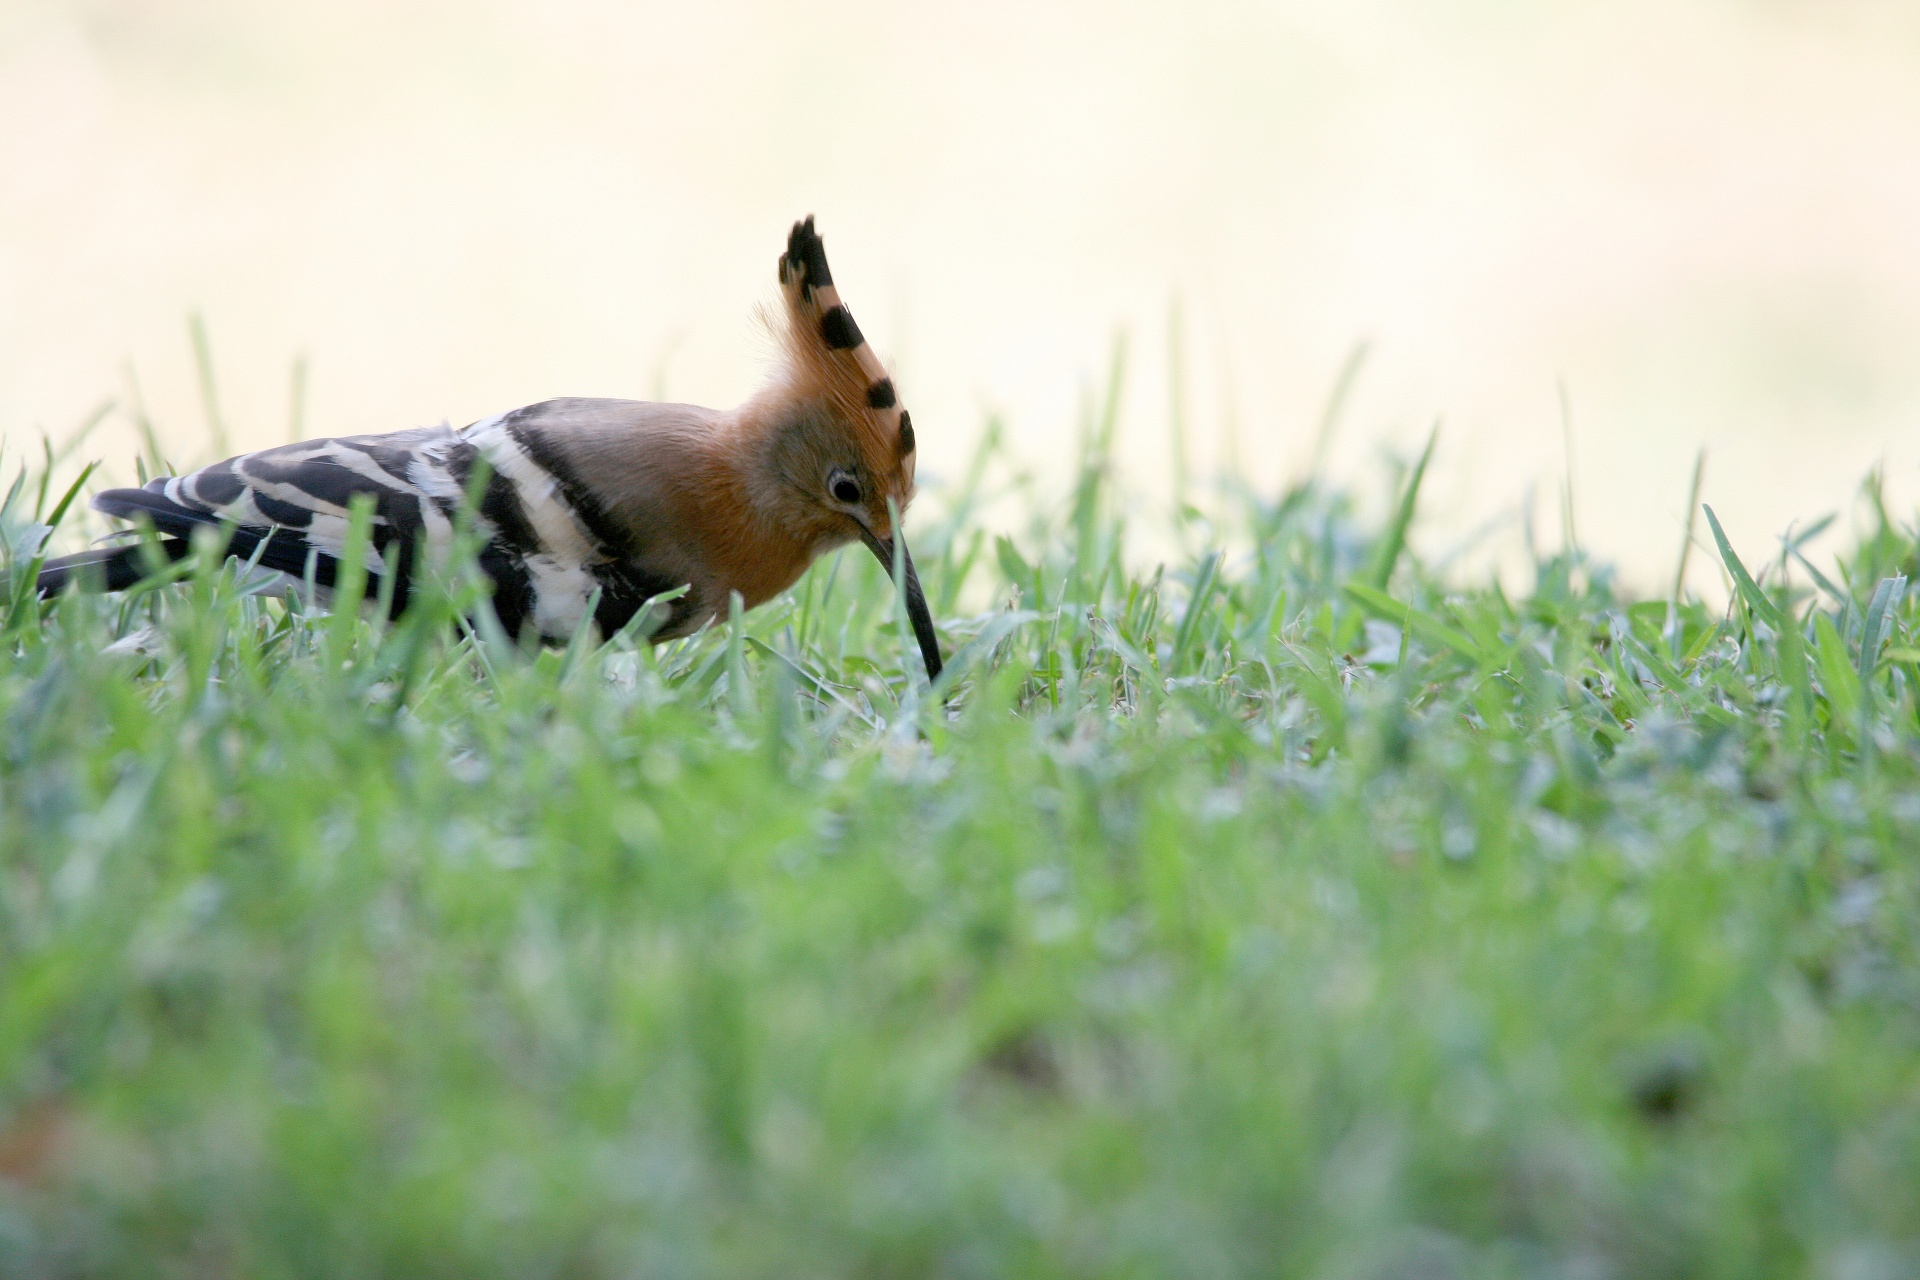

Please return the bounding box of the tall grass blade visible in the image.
[1168,297,1189,522]
[1667,448,1707,655]
[1306,339,1369,486]
[1704,505,1780,627]
[1859,574,1907,682]
[1367,423,1438,590]
[188,312,230,458]
[289,353,309,442]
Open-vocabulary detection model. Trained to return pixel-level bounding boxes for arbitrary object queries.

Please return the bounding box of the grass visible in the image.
[3,386,1920,1279]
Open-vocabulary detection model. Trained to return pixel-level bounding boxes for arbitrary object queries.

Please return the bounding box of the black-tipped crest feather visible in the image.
[782,216,834,295]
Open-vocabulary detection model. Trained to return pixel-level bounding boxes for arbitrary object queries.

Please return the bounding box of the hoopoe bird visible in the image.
[35,217,943,679]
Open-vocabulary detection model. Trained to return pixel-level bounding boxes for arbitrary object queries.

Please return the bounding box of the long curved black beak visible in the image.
[860,528,943,682]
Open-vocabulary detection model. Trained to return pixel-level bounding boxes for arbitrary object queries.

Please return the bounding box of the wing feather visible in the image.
[81,409,677,639]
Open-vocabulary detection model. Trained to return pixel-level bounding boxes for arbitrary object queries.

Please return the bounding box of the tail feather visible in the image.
[33,486,349,599]
[34,541,192,596]
[90,487,349,589]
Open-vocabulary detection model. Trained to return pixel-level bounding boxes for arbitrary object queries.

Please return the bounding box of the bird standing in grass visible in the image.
[35,217,943,679]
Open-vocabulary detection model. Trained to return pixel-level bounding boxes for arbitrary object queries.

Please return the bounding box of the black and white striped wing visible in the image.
[94,424,464,606]
[90,407,683,639]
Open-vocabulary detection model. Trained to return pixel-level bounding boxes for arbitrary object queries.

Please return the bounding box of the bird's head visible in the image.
[754,216,941,677]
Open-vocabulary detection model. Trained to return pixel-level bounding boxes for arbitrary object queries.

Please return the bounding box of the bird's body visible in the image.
[68,398,781,643]
[36,219,944,677]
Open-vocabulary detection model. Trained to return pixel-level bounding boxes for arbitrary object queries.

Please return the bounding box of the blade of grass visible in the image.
[1704,506,1781,628]
[1168,296,1189,524]
[1305,339,1369,487]
[1171,551,1221,674]
[188,312,230,458]
[1858,575,1907,685]
[51,398,115,467]
[1706,504,1811,746]
[746,637,879,728]
[1814,612,1863,727]
[555,587,605,689]
[1559,379,1579,557]
[289,353,309,443]
[726,590,754,723]
[1367,423,1439,591]
[1343,581,1486,666]
[1667,449,1706,656]
[325,494,376,670]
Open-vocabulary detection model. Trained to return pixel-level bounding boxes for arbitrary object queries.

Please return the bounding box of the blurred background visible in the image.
[4,0,1919,590]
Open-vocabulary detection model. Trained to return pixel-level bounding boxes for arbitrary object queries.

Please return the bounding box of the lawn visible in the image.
[2,397,1919,1278]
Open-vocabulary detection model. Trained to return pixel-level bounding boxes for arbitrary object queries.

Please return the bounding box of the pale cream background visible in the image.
[5,0,1920,590]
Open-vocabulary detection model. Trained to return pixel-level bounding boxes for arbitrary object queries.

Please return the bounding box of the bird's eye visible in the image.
[830,473,862,505]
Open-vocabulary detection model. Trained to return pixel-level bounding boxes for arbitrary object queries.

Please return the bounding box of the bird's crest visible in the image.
[775,216,916,492]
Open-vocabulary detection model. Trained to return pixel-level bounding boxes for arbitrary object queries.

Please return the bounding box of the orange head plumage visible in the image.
[744,216,918,551]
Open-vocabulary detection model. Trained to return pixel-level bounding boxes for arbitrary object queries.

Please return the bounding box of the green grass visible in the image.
[3,406,1920,1279]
